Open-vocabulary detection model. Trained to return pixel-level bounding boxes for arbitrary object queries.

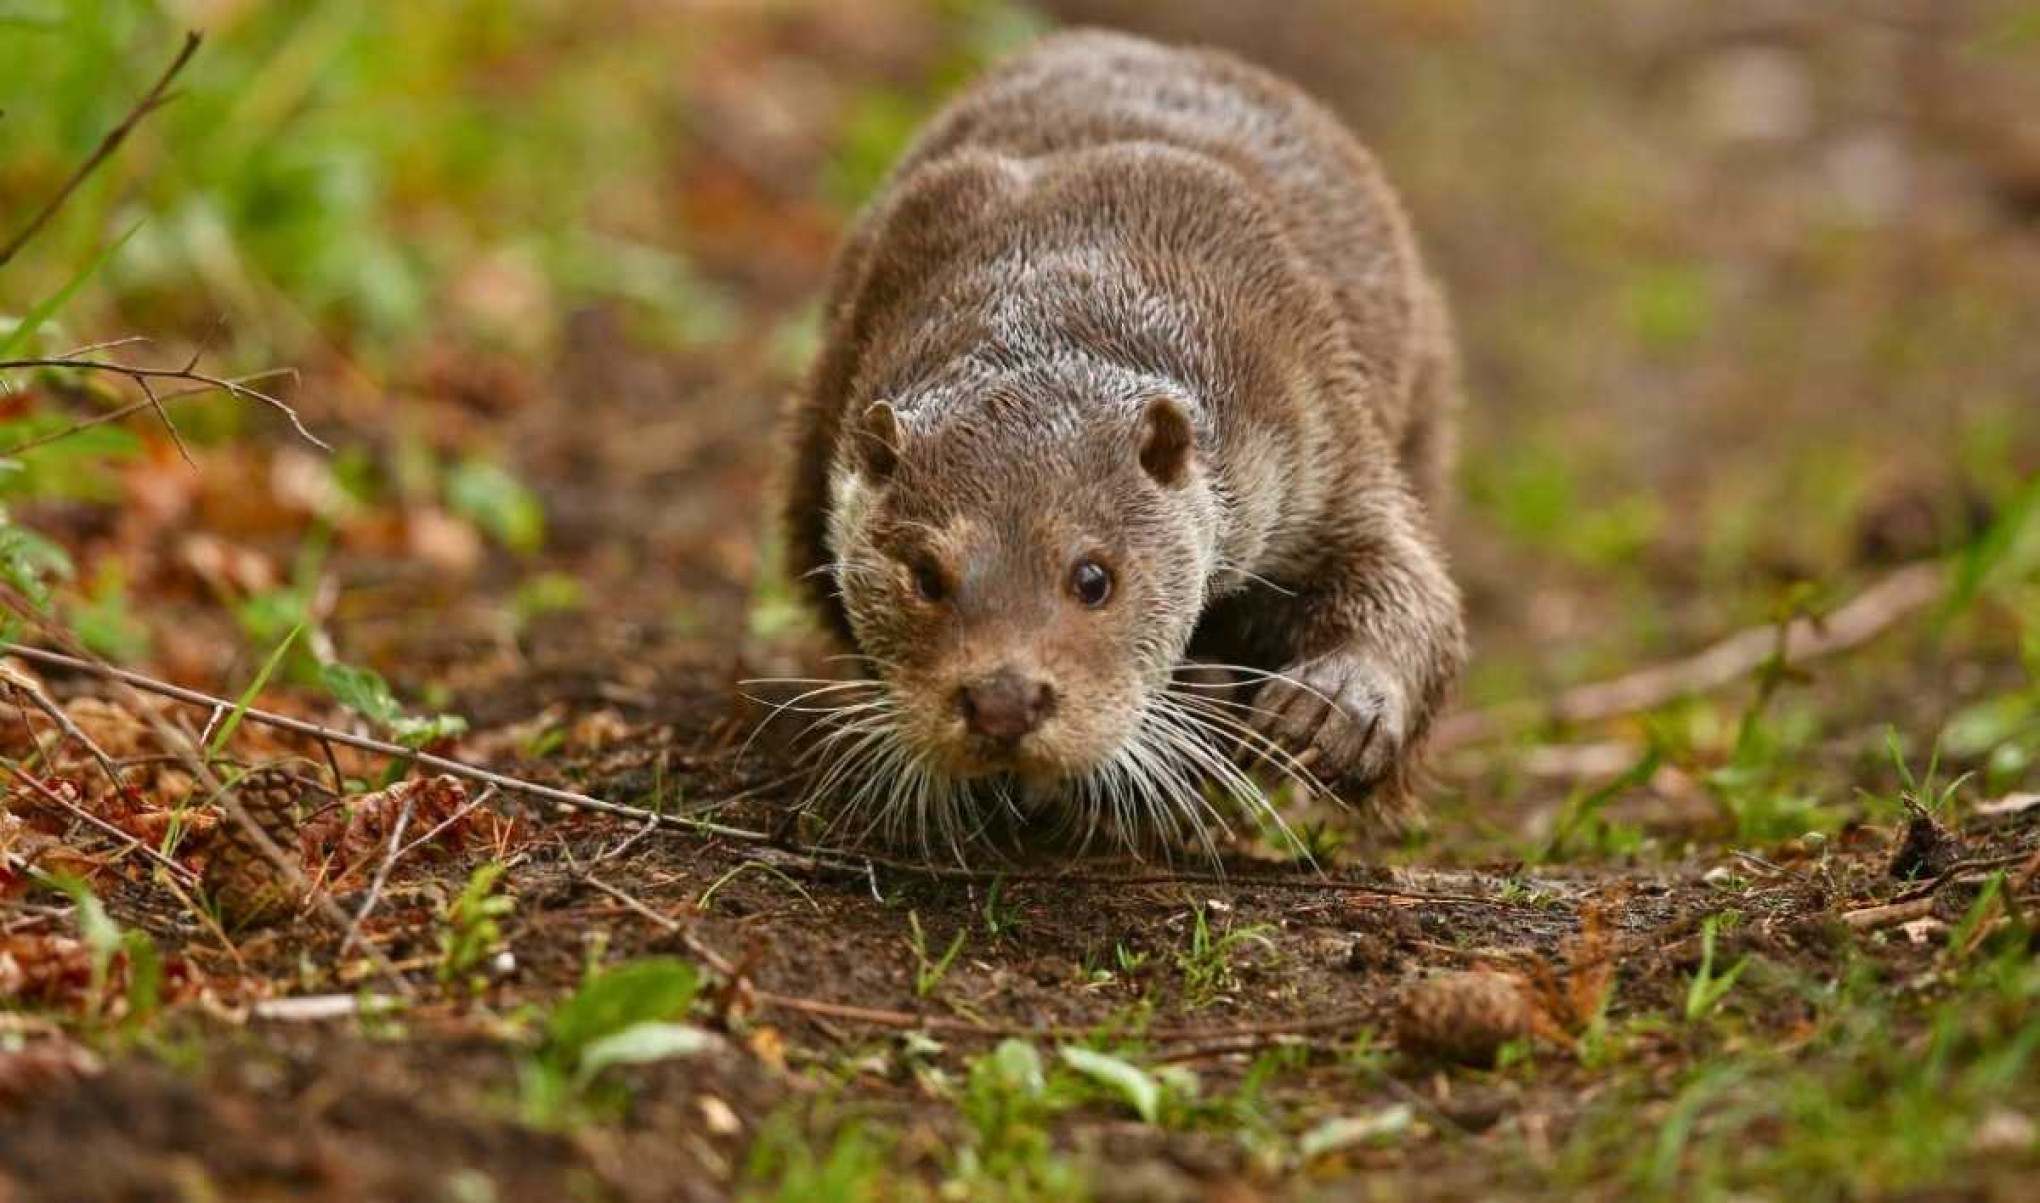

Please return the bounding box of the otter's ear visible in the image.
[852,401,904,482]
[1138,397,1195,488]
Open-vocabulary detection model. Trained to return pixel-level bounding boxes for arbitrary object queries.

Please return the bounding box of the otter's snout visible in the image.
[955,670,1056,745]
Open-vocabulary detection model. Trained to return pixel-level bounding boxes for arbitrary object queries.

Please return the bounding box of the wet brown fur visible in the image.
[779,30,1466,822]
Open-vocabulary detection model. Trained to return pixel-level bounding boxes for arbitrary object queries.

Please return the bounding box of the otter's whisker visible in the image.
[1155,695,1318,866]
[1136,719,1235,867]
[1211,559,1297,597]
[1166,690,1333,804]
[1167,661,1347,715]
[1116,717,1201,861]
[737,678,886,762]
[803,719,901,822]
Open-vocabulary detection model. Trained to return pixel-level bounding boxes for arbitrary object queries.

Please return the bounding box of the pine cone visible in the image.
[1394,971,1534,1065]
[201,768,314,930]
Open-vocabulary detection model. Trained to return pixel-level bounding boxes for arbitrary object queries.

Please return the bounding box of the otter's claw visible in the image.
[1254,655,1408,793]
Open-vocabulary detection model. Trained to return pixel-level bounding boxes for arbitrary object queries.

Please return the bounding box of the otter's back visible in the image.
[892,30,1432,429]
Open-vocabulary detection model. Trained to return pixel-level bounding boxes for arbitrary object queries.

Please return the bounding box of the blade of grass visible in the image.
[0,221,143,361]
[208,621,303,756]
[1942,473,2040,619]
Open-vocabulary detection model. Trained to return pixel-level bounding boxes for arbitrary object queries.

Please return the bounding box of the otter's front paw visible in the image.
[1253,655,1409,792]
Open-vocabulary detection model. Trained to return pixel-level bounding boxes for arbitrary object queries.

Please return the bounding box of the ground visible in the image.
[1,2,2037,1201]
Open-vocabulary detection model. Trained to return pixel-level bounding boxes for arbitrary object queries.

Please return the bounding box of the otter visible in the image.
[778,29,1465,853]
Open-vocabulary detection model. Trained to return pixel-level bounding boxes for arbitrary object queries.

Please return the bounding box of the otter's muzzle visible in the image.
[955,669,1056,746]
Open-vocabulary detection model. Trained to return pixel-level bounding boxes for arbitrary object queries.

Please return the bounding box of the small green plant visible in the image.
[981,877,1022,939]
[1541,747,1658,862]
[67,561,149,662]
[1939,675,2040,795]
[225,527,333,685]
[1176,906,1273,1008]
[1058,1044,1200,1127]
[518,956,708,1126]
[1288,817,1348,865]
[1942,469,2040,617]
[1572,995,1632,1071]
[207,622,304,756]
[1944,872,2022,964]
[1694,587,1854,843]
[950,1039,1085,1200]
[446,457,546,555]
[1559,944,2040,1198]
[510,570,586,632]
[45,872,161,1036]
[1883,728,1971,820]
[1204,1044,1304,1169]
[0,509,75,639]
[1685,913,1750,1023]
[1496,877,1562,908]
[1297,1103,1417,1165]
[322,660,471,753]
[743,1109,897,1203]
[437,861,514,990]
[906,909,967,998]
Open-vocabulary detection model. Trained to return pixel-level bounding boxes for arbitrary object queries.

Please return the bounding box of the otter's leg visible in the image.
[1237,490,1466,797]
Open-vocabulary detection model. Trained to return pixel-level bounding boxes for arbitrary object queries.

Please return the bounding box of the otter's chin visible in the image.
[921,732,1120,787]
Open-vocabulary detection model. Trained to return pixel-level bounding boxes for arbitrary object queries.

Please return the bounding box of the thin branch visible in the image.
[393,784,495,863]
[1437,561,1945,747]
[0,607,411,995]
[337,787,416,958]
[1,759,197,885]
[0,641,1530,909]
[1839,896,1937,931]
[133,373,196,468]
[1885,849,2038,905]
[0,660,129,798]
[0,357,322,451]
[0,32,202,269]
[751,844,1525,907]
[58,336,150,358]
[0,641,776,840]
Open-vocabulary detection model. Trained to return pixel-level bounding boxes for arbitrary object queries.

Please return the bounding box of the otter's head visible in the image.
[824,363,1215,791]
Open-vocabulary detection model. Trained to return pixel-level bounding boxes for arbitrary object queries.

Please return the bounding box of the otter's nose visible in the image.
[955,671,1055,744]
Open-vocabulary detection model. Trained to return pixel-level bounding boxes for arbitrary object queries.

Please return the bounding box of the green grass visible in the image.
[906,909,968,998]
[1175,905,1275,1009]
[1554,940,2039,1201]
[744,1110,902,1203]
[0,0,1043,368]
[3,0,706,358]
[517,956,708,1128]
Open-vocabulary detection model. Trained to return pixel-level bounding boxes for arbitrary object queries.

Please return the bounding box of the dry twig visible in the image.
[337,788,418,958]
[0,758,197,885]
[0,357,323,452]
[0,33,201,268]
[0,608,410,995]
[0,367,298,460]
[0,641,760,834]
[0,660,130,799]
[0,643,1533,910]
[1839,896,1939,931]
[1436,561,1945,747]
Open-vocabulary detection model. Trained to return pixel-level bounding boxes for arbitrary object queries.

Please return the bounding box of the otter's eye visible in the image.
[1069,558,1112,608]
[910,558,948,604]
